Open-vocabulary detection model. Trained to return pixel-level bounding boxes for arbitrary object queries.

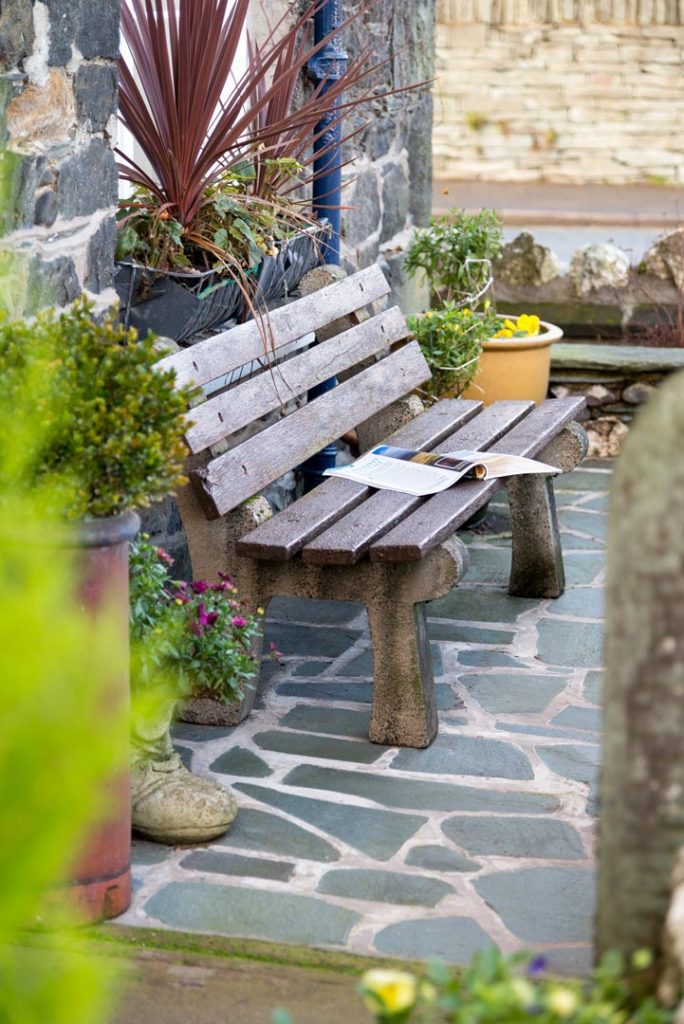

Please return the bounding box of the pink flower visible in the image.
[231,616,248,628]
[191,580,209,594]
[156,547,173,565]
[196,603,219,629]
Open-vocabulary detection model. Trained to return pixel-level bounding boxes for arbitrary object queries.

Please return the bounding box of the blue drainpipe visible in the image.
[299,0,348,493]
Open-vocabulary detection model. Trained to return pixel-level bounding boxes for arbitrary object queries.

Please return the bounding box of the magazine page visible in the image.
[324,445,483,497]
[444,450,558,479]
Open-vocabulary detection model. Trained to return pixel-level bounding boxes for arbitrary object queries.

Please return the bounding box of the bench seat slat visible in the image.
[370,397,586,562]
[184,307,410,454]
[236,400,482,561]
[301,400,534,566]
[157,265,390,389]
[192,341,431,519]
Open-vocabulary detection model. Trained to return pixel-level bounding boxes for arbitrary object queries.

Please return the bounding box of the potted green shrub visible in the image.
[116,0,395,340]
[407,209,562,405]
[0,299,234,885]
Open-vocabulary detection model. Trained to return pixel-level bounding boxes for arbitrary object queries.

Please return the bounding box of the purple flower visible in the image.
[231,616,248,628]
[526,956,547,978]
[191,580,209,594]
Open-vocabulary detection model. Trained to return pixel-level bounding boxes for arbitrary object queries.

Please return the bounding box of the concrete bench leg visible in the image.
[366,589,438,749]
[507,473,565,598]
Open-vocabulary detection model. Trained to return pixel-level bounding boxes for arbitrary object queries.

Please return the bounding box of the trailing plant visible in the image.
[408,303,501,398]
[0,298,189,519]
[275,948,672,1024]
[406,209,504,307]
[118,0,411,288]
[129,536,265,704]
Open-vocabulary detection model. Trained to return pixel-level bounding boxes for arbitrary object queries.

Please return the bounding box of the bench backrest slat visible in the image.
[184,306,409,455]
[158,265,391,389]
[192,339,431,519]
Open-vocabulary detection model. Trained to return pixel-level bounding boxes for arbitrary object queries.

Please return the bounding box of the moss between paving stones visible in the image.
[442,815,586,861]
[282,764,560,814]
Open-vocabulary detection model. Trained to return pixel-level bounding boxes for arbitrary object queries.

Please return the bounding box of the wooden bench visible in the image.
[159,265,587,749]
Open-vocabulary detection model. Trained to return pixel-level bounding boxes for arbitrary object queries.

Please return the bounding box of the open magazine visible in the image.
[324,445,558,497]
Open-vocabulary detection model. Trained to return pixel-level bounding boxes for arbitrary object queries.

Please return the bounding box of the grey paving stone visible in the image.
[557,532,605,551]
[544,588,605,620]
[253,730,386,764]
[174,744,193,770]
[145,881,360,946]
[263,623,361,659]
[561,553,605,586]
[460,547,512,584]
[283,764,559,814]
[559,509,608,540]
[210,746,273,778]
[551,707,602,733]
[339,644,443,677]
[132,840,172,866]
[537,744,601,787]
[405,844,481,873]
[429,588,537,624]
[495,723,601,743]
[317,868,455,907]
[217,808,339,863]
[428,622,515,645]
[292,661,331,677]
[579,493,609,512]
[457,650,526,669]
[235,784,427,861]
[391,735,534,780]
[584,671,603,705]
[374,916,495,962]
[544,945,594,977]
[279,705,370,739]
[474,867,595,943]
[442,815,586,860]
[180,850,294,882]
[557,470,612,492]
[171,723,234,743]
[460,673,567,715]
[268,597,363,626]
[537,619,603,669]
[276,681,459,710]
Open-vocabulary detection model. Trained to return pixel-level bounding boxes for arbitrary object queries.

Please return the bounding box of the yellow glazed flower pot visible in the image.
[461,319,563,406]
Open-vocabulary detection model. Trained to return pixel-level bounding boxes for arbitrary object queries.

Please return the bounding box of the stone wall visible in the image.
[337,0,435,311]
[0,0,119,316]
[434,3,684,185]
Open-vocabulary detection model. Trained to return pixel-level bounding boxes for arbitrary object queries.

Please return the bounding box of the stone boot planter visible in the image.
[462,320,563,406]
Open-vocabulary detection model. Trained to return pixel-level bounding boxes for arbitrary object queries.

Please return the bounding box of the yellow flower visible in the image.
[257,607,265,616]
[632,948,653,970]
[547,986,579,1017]
[175,597,184,605]
[493,328,513,338]
[503,318,517,331]
[517,313,541,336]
[419,981,438,1004]
[360,970,418,1017]
[511,979,536,1006]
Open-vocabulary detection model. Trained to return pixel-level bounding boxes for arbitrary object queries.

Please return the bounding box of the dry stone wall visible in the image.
[434,2,684,185]
[0,0,119,315]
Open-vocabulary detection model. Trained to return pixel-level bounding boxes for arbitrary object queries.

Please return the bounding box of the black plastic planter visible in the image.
[115,222,330,344]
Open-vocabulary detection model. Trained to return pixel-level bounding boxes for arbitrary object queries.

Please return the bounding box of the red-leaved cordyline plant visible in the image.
[118,0,418,237]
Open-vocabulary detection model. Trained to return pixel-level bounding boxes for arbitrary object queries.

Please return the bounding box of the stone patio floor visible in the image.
[117,460,609,977]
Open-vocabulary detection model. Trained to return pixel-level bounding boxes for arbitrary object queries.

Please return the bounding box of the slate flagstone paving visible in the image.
[117,461,609,977]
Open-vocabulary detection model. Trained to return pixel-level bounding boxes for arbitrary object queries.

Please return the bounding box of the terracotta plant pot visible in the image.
[45,511,140,925]
[461,320,563,406]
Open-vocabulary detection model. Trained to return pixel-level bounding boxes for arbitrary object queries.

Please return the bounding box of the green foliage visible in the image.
[0,297,189,519]
[116,160,306,277]
[407,303,501,398]
[0,331,125,1023]
[406,209,503,306]
[129,536,263,703]
[354,948,672,1024]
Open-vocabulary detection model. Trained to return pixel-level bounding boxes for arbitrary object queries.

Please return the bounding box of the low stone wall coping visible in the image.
[551,343,684,374]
